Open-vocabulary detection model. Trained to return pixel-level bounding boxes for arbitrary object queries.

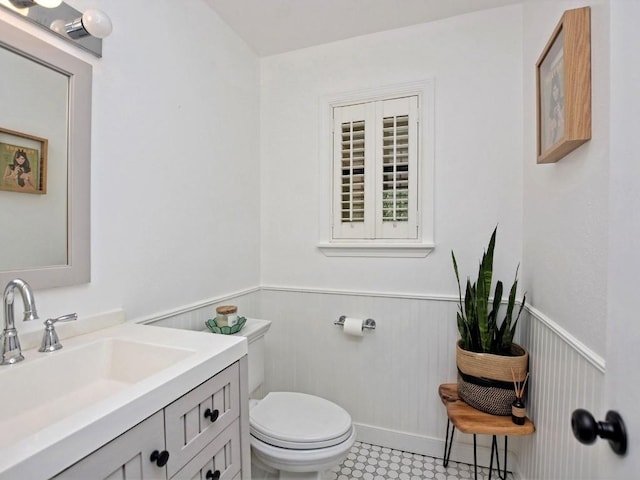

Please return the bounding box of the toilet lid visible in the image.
[250,392,353,449]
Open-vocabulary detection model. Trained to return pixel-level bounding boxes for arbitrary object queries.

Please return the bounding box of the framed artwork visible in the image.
[0,127,47,194]
[536,6,591,164]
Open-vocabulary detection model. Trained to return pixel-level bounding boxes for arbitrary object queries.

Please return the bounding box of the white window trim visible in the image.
[317,79,435,258]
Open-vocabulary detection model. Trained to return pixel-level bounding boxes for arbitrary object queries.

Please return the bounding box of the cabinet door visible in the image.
[165,362,239,478]
[53,412,166,480]
[171,420,241,480]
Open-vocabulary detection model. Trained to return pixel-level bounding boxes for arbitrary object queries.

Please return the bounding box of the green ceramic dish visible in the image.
[205,316,247,335]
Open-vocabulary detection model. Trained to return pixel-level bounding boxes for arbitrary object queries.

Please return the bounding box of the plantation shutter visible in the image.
[376,96,418,239]
[332,96,418,240]
[333,102,374,239]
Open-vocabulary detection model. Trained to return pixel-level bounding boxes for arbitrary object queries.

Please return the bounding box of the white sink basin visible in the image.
[0,338,193,448]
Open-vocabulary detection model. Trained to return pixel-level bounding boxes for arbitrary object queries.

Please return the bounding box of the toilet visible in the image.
[235,318,356,480]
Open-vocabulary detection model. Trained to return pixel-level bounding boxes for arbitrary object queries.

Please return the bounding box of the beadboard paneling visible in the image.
[141,288,262,331]
[517,308,604,480]
[259,288,606,479]
[259,287,497,466]
[139,286,606,479]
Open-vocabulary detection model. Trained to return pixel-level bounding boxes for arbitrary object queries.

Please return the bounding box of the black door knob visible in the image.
[204,408,219,422]
[150,449,170,467]
[206,469,221,480]
[571,409,627,455]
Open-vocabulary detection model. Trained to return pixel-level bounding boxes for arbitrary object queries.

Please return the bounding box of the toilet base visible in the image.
[251,455,332,480]
[250,426,356,480]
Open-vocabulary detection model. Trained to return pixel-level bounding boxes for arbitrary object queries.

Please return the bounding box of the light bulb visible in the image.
[81,9,112,38]
[50,18,69,36]
[65,8,112,39]
[1,0,28,15]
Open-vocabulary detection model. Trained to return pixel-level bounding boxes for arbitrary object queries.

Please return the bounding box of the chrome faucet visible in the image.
[1,278,39,365]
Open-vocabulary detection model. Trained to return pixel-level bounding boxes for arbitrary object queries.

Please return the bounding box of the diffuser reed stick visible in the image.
[511,367,530,399]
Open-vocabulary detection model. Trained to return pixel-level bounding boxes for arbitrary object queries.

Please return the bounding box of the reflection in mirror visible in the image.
[0,16,91,289]
[0,48,67,270]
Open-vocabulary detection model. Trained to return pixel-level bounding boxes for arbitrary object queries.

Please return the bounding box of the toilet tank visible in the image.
[234,318,272,395]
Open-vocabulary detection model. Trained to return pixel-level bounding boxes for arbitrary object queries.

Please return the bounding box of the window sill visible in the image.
[317,242,434,258]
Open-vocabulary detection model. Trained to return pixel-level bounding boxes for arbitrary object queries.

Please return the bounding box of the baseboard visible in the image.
[353,422,518,472]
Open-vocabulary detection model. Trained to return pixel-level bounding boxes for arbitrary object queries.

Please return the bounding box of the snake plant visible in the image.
[452,227,526,354]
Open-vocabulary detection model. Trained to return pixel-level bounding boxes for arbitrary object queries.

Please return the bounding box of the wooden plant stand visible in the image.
[438,384,535,480]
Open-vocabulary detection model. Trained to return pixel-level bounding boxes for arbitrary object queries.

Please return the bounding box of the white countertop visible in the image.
[0,321,247,480]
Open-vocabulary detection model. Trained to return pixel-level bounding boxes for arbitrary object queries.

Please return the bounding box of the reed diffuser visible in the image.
[511,367,529,425]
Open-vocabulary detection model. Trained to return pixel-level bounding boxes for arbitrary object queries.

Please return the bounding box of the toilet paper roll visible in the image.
[343,317,364,337]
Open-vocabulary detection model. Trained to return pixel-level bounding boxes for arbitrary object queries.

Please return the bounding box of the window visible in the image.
[333,96,418,240]
[318,80,434,257]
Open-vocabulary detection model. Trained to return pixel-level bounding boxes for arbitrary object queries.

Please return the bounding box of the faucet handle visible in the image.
[46,313,78,325]
[39,313,78,353]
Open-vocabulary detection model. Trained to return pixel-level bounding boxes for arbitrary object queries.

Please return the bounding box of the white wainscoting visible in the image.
[259,287,500,467]
[139,287,262,331]
[138,285,606,479]
[517,307,605,480]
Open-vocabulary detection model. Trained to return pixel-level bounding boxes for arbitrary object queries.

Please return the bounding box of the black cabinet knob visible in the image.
[204,408,220,422]
[571,409,627,455]
[206,469,221,480]
[150,449,170,467]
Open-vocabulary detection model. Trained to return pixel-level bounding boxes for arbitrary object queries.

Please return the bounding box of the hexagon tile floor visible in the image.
[327,442,513,480]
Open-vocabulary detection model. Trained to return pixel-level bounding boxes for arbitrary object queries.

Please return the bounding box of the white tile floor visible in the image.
[327,442,513,480]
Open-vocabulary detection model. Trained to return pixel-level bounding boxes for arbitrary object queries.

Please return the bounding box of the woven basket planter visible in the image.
[456,340,528,416]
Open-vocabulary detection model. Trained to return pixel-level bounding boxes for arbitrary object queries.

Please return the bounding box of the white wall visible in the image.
[522,0,609,357]
[604,0,640,476]
[259,5,524,296]
[0,0,262,333]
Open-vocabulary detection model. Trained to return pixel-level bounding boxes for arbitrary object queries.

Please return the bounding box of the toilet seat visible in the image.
[250,392,353,449]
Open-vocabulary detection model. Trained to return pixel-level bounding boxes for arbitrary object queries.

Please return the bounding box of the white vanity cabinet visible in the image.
[54,361,245,480]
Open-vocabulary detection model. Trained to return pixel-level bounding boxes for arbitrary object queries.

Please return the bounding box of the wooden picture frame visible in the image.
[536,6,591,164]
[0,126,47,194]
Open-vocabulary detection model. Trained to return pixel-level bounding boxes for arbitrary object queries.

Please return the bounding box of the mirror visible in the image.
[0,16,91,289]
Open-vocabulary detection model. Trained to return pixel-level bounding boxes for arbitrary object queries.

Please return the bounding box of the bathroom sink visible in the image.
[0,337,193,448]
[0,320,247,480]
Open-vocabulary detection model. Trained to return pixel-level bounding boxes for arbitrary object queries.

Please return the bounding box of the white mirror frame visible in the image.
[0,18,91,289]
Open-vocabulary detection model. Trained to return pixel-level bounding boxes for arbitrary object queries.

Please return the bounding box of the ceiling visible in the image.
[205,0,522,57]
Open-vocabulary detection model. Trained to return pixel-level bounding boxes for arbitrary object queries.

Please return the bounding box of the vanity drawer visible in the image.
[53,411,166,480]
[165,362,240,477]
[171,419,241,480]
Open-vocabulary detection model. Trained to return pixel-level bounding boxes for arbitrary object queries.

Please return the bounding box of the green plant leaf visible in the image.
[490,280,503,351]
[508,292,526,346]
[500,266,520,351]
[452,251,463,304]
[476,269,490,352]
[465,280,481,351]
[457,312,469,349]
[482,227,497,296]
[475,228,497,352]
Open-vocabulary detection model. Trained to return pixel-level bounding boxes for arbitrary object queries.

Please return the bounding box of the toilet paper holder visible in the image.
[334,315,376,330]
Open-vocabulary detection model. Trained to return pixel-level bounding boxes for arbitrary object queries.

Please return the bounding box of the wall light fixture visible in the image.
[0,1,111,56]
